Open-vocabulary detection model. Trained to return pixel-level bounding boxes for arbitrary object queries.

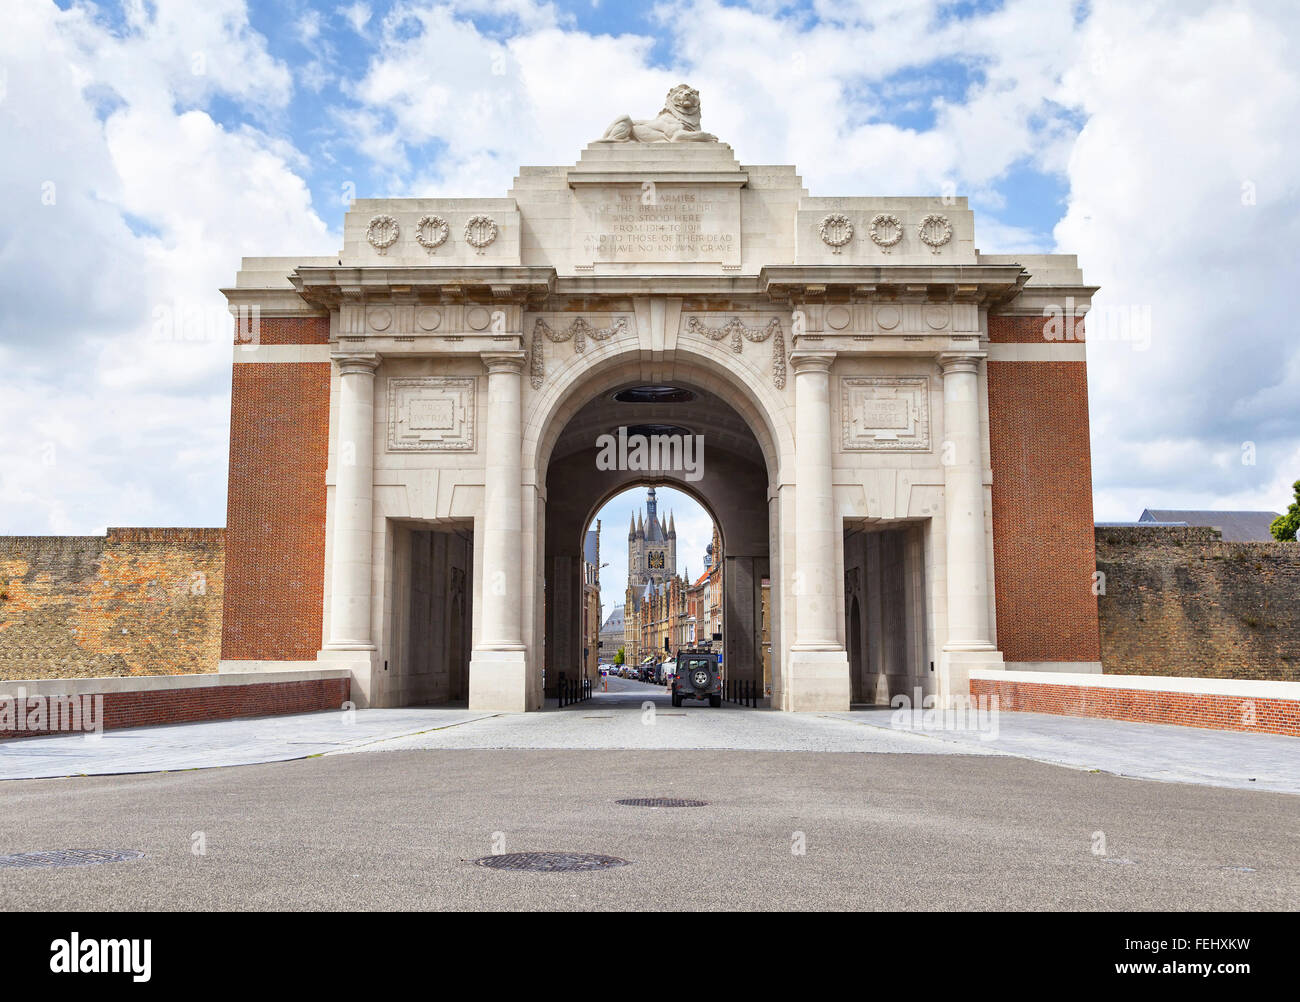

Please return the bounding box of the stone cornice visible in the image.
[760,264,1029,305]
[220,286,325,318]
[292,266,557,308]
[269,265,1051,314]
[566,171,749,187]
[993,284,1101,317]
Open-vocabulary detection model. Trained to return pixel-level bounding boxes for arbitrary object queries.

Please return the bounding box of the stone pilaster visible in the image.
[325,352,379,651]
[938,352,1004,705]
[786,351,850,711]
[469,351,530,711]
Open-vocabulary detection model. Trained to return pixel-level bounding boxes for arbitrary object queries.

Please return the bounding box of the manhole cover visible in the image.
[0,849,144,869]
[615,798,708,808]
[474,852,629,872]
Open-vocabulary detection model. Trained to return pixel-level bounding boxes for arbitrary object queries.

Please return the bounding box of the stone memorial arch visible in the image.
[219,87,1102,712]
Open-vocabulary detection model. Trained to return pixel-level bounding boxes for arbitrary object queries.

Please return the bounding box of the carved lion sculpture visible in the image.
[596,84,718,143]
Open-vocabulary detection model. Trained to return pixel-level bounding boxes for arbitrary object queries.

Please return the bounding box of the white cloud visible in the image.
[4,0,1297,540]
[338,2,373,35]
[0,1,329,533]
[1056,0,1300,519]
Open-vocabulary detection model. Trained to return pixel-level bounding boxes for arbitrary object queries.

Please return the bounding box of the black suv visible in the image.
[672,649,721,707]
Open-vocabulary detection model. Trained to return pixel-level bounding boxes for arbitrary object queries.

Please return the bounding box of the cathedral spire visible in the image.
[668,511,676,537]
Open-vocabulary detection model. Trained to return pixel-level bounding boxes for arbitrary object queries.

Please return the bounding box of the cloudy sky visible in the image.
[2,0,1297,587]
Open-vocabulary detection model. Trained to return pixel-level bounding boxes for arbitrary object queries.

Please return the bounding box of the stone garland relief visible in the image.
[813,211,955,255]
[366,214,400,255]
[917,213,952,253]
[687,315,787,390]
[869,213,903,252]
[415,214,449,254]
[464,214,498,254]
[818,213,854,254]
[387,376,476,452]
[365,213,499,255]
[529,316,630,389]
[841,376,931,452]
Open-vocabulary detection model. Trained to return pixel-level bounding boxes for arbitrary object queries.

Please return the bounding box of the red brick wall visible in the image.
[0,676,349,738]
[240,314,330,345]
[986,315,1100,663]
[222,317,331,661]
[970,676,1300,737]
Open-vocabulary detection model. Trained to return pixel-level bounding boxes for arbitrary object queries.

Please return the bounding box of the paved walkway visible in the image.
[0,708,492,780]
[1,683,1297,793]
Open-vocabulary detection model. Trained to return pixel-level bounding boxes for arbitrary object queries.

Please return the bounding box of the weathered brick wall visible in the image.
[986,314,1101,663]
[0,528,224,680]
[222,317,331,661]
[0,676,349,739]
[1096,526,1300,680]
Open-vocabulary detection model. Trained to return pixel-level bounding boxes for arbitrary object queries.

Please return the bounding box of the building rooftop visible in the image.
[1138,509,1281,542]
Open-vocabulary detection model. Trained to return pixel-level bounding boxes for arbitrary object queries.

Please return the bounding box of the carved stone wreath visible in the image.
[687,316,787,390]
[366,214,400,255]
[917,213,952,252]
[529,316,629,389]
[415,214,449,253]
[464,214,498,253]
[818,213,854,254]
[869,213,903,251]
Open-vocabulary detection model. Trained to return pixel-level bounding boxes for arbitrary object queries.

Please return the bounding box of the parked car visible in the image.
[671,648,721,707]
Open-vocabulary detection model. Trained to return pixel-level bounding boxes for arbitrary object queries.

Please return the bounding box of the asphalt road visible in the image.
[1,748,1295,910]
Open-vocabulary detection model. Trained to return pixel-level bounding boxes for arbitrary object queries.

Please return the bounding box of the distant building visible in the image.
[624,506,726,668]
[1138,509,1281,543]
[597,604,624,663]
[581,522,600,682]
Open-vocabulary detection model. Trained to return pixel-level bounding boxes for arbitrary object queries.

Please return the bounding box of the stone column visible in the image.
[786,351,850,711]
[325,352,380,651]
[469,351,529,711]
[938,353,1003,704]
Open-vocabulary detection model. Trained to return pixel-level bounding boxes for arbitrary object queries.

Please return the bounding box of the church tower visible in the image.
[626,487,676,590]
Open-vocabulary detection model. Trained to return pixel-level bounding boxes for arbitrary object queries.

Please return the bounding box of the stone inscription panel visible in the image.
[842,376,930,452]
[573,184,741,265]
[387,377,475,452]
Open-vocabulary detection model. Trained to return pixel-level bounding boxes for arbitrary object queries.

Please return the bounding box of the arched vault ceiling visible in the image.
[549,381,766,470]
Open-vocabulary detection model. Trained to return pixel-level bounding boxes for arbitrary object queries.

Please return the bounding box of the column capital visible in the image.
[331,351,380,376]
[481,350,527,375]
[789,350,836,375]
[937,351,986,376]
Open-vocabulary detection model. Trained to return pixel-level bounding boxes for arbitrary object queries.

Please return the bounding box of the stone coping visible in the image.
[0,668,351,698]
[971,669,1300,701]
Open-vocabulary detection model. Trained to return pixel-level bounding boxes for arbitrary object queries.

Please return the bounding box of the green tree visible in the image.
[1271,480,1300,541]
[614,647,625,665]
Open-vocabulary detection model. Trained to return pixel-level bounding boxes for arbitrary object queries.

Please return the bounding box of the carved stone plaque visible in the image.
[387,377,475,452]
[841,376,930,452]
[572,184,741,266]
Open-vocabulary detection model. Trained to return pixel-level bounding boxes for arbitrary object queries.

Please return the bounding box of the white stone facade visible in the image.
[222,125,1095,712]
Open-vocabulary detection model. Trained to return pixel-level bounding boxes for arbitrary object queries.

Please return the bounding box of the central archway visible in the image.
[534,353,784,706]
